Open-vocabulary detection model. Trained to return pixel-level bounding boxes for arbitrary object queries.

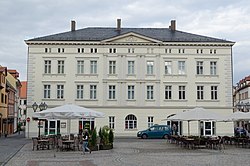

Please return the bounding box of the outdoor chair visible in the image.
[73,137,80,151]
[57,139,64,151]
[32,137,41,151]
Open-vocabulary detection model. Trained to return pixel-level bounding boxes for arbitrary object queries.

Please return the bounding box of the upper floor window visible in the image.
[178,86,186,100]
[128,85,135,100]
[128,61,135,74]
[165,61,172,75]
[197,49,203,54]
[44,60,51,74]
[43,85,51,99]
[210,49,217,54]
[128,48,135,53]
[77,60,84,74]
[165,86,172,100]
[90,60,97,74]
[147,85,154,100]
[108,85,116,100]
[165,48,172,54]
[147,61,154,75]
[78,48,84,53]
[58,48,64,53]
[211,86,218,100]
[109,61,116,74]
[57,85,64,99]
[57,60,64,74]
[90,48,98,53]
[90,85,97,99]
[76,85,84,99]
[178,61,185,75]
[197,86,204,100]
[210,61,217,75]
[196,61,203,75]
[178,48,185,54]
[45,48,51,53]
[109,48,116,53]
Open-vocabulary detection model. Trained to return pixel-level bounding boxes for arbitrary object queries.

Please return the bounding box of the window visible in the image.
[148,116,154,127]
[210,61,217,75]
[108,85,116,99]
[57,60,64,74]
[90,85,97,99]
[128,48,135,53]
[197,49,203,54]
[211,86,218,100]
[109,61,116,74]
[78,48,84,53]
[165,48,171,54]
[77,85,84,99]
[109,48,116,53]
[147,61,154,75]
[210,49,217,54]
[128,61,135,74]
[1,93,4,103]
[90,60,97,74]
[147,85,154,100]
[109,116,115,129]
[179,49,185,53]
[196,61,203,75]
[91,48,98,53]
[45,48,51,53]
[44,85,51,99]
[44,60,51,74]
[164,61,172,74]
[58,48,64,53]
[178,61,185,74]
[165,86,172,99]
[197,86,204,100]
[76,60,84,74]
[57,85,64,99]
[125,114,137,129]
[128,85,135,100]
[178,86,185,100]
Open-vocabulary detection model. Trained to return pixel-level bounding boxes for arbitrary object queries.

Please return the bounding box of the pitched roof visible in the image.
[27,27,233,43]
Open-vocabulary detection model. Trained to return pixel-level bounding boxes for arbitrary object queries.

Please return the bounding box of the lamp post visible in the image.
[32,102,48,138]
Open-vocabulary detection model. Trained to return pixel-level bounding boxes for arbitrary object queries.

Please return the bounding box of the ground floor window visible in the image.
[109,116,115,129]
[125,114,137,129]
[166,121,182,135]
[79,118,94,134]
[45,120,60,135]
[200,121,215,136]
[148,116,154,127]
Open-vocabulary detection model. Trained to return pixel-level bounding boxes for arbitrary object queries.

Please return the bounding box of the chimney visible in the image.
[117,18,121,31]
[71,20,76,31]
[169,20,176,31]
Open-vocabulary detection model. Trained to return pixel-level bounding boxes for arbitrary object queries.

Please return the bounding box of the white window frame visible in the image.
[197,86,204,100]
[196,61,203,75]
[57,85,64,99]
[128,61,135,74]
[148,116,154,127]
[90,60,97,74]
[128,85,135,100]
[210,61,217,75]
[109,61,116,74]
[178,61,185,74]
[165,85,172,100]
[125,114,137,129]
[178,86,185,100]
[147,61,154,75]
[211,86,218,100]
[44,60,51,74]
[109,116,115,129]
[108,85,116,100]
[77,85,84,99]
[164,61,172,74]
[77,60,84,74]
[90,85,97,99]
[43,85,51,99]
[57,60,64,74]
[147,85,154,100]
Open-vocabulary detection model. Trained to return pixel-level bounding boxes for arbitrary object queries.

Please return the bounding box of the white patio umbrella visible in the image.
[226,111,250,121]
[165,107,227,135]
[32,104,105,137]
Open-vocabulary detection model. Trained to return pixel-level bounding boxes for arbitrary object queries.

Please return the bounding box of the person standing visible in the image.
[82,129,91,154]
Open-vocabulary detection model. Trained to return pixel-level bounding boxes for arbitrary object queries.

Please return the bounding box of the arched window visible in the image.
[125,114,137,129]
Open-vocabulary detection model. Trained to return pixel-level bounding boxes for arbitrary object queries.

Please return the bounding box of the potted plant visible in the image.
[99,126,113,150]
[89,127,98,151]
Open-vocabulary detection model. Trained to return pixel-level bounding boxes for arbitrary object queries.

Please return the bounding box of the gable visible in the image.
[102,32,162,43]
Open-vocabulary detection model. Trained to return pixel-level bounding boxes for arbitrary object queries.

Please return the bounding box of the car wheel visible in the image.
[142,134,148,139]
[163,134,169,139]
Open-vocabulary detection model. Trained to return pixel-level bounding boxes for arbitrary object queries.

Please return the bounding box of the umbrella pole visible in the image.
[188,121,190,136]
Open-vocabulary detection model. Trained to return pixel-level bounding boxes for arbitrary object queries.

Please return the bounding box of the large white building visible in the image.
[25,19,234,138]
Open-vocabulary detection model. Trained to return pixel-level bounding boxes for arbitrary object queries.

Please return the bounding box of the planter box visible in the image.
[99,144,113,150]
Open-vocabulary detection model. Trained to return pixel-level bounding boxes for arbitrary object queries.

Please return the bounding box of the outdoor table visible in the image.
[62,140,74,151]
[38,139,50,150]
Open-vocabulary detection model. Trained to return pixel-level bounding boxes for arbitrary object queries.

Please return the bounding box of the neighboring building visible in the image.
[25,19,235,137]
[19,81,27,126]
[233,75,250,131]
[0,66,8,136]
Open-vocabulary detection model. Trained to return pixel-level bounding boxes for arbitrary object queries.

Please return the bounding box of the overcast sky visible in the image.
[0,0,249,85]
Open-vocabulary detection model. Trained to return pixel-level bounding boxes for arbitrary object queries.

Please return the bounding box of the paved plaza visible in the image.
[4,137,250,166]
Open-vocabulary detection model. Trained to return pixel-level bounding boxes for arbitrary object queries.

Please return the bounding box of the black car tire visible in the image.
[142,134,148,139]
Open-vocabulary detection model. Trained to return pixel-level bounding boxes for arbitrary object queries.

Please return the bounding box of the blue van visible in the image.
[137,125,172,139]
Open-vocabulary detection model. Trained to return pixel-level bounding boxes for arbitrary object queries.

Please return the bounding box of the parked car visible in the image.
[137,125,172,139]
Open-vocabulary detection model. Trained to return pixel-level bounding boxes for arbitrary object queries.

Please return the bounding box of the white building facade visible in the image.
[25,20,234,138]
